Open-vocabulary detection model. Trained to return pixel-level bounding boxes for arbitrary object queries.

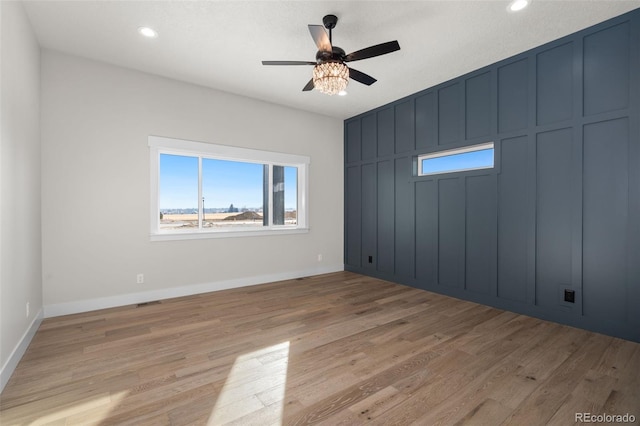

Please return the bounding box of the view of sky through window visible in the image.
[159,154,297,211]
[202,158,264,210]
[421,147,494,175]
[159,154,198,210]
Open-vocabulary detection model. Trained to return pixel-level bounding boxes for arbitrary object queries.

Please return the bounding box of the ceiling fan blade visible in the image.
[308,24,332,52]
[302,79,315,91]
[262,61,316,66]
[349,68,377,86]
[344,40,401,62]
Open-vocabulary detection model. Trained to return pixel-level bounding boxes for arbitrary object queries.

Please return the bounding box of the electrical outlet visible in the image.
[137,273,144,284]
[564,289,575,303]
[26,302,30,318]
[317,254,323,262]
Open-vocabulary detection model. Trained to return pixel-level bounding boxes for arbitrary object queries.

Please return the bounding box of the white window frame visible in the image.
[149,135,310,241]
[417,142,494,176]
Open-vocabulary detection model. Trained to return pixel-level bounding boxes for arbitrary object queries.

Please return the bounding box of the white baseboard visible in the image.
[44,264,344,318]
[1,308,43,393]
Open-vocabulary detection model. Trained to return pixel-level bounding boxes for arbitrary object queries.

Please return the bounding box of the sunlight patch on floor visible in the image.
[28,390,128,426]
[208,341,290,425]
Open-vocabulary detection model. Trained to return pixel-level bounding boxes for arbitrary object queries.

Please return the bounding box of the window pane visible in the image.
[159,154,199,231]
[273,166,298,225]
[272,166,298,226]
[421,147,494,175]
[202,158,264,228]
[285,166,297,225]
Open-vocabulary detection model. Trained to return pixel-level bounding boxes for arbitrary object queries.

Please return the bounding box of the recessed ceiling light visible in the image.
[508,0,530,12]
[138,27,158,38]
[338,90,348,96]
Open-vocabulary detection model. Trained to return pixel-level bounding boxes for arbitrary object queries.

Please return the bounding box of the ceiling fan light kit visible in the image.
[262,14,400,96]
[312,62,349,95]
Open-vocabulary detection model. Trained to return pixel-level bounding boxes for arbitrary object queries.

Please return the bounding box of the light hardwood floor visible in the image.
[1,272,639,425]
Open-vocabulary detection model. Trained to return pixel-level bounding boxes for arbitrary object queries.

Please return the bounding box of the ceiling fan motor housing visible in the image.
[315,46,346,64]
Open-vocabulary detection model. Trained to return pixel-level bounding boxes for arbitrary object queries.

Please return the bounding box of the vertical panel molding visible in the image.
[344,9,640,342]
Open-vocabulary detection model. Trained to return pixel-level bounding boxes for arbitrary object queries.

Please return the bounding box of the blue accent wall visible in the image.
[344,9,640,342]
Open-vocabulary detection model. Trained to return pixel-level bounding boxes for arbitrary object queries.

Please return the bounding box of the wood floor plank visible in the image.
[1,271,638,425]
[451,398,512,426]
[407,320,550,425]
[499,333,615,426]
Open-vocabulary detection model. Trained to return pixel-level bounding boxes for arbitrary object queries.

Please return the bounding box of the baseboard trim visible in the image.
[44,264,344,318]
[1,308,43,393]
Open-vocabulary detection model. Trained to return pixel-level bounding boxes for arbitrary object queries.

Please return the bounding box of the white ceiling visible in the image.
[23,1,640,120]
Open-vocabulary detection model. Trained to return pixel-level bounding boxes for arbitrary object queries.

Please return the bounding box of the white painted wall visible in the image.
[0,1,43,391]
[41,51,344,314]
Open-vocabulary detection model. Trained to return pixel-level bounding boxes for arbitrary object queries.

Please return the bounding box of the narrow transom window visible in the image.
[149,136,309,241]
[418,142,494,176]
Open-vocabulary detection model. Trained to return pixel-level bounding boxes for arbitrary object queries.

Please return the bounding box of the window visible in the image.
[417,142,494,176]
[149,136,309,240]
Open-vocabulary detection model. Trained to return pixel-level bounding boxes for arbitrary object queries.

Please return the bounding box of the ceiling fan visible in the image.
[262,14,401,95]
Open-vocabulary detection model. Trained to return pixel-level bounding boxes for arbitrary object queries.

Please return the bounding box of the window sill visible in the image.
[150,227,310,242]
